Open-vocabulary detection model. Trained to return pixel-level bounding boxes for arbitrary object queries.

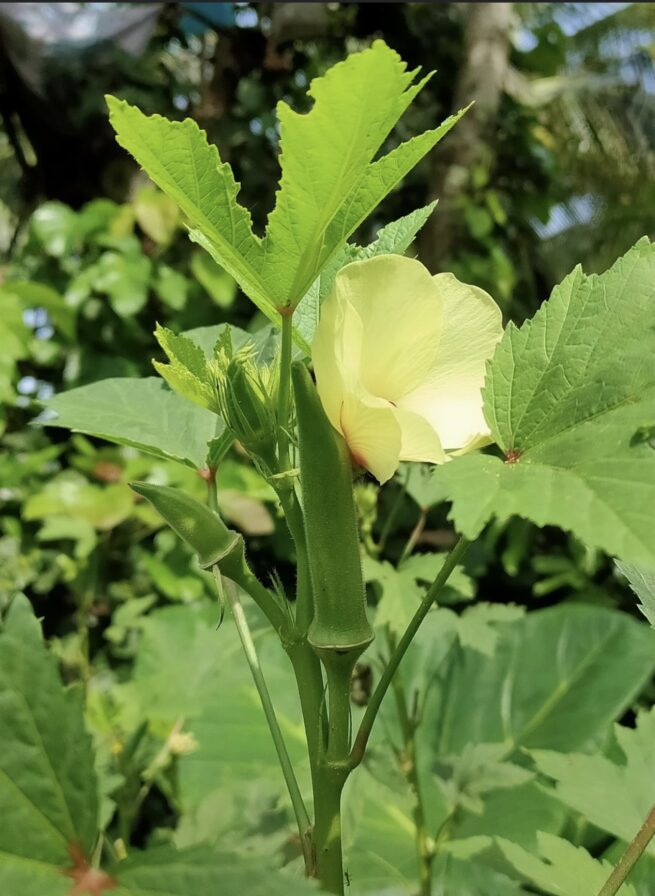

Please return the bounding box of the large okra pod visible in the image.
[292,363,374,659]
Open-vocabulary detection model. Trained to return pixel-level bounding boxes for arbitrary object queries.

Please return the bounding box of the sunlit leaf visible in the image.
[440,239,655,565]
[43,378,220,470]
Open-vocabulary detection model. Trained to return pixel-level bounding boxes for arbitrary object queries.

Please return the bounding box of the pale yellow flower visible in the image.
[312,255,503,483]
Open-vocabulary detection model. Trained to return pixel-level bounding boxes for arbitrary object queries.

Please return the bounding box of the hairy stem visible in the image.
[349,536,470,769]
[214,570,313,866]
[597,804,655,896]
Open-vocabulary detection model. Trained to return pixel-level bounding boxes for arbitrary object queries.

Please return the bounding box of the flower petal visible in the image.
[393,407,446,464]
[340,392,401,484]
[312,282,363,431]
[399,273,503,450]
[333,256,443,402]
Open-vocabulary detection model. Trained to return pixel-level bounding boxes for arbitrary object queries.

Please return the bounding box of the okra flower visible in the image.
[312,255,503,484]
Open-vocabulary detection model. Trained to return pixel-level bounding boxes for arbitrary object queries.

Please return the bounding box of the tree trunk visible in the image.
[420,3,513,269]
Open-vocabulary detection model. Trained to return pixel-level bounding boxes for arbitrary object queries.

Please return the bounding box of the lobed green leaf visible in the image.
[440,238,655,565]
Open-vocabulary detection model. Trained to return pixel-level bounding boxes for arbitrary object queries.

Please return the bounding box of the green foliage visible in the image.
[532,708,655,852]
[45,378,220,469]
[427,604,655,755]
[1,19,655,896]
[440,239,655,565]
[498,833,637,896]
[0,596,99,882]
[152,325,218,412]
[616,561,655,628]
[111,846,317,895]
[0,598,316,894]
[107,41,464,342]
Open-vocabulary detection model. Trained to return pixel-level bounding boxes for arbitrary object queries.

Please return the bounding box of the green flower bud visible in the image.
[214,348,278,470]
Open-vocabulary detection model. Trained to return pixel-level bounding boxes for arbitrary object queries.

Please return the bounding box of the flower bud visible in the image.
[215,349,278,470]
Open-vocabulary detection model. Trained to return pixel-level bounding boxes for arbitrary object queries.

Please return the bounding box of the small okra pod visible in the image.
[292,362,374,661]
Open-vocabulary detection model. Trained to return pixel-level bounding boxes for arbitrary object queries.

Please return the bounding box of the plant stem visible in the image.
[388,632,433,896]
[277,310,294,470]
[214,570,313,867]
[349,536,470,769]
[313,761,348,895]
[236,562,289,634]
[597,804,655,896]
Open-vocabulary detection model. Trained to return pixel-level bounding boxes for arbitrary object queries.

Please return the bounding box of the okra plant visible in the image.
[6,39,655,896]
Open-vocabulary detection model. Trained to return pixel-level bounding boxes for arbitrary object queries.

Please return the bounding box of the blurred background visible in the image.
[1,3,654,887]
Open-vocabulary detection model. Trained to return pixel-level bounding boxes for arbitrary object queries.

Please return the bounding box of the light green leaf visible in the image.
[342,768,531,894]
[440,239,655,565]
[435,743,533,815]
[261,42,452,306]
[0,596,99,893]
[43,377,220,469]
[108,42,463,348]
[432,853,523,896]
[358,202,438,259]
[363,553,474,636]
[498,832,636,896]
[452,781,565,849]
[616,560,655,627]
[106,97,272,321]
[343,767,418,893]
[152,324,218,412]
[184,322,279,367]
[155,265,189,311]
[112,846,317,895]
[427,603,655,756]
[531,707,655,854]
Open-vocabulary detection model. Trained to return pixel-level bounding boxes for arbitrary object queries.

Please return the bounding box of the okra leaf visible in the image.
[0,596,99,894]
[110,845,317,895]
[439,238,655,565]
[43,377,220,470]
[615,559,655,628]
[498,833,636,896]
[108,41,463,349]
[531,707,655,854]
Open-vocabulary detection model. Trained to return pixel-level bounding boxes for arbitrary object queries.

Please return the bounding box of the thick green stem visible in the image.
[311,651,358,892]
[349,537,470,769]
[597,804,655,896]
[214,571,313,867]
[313,763,348,895]
[287,639,326,784]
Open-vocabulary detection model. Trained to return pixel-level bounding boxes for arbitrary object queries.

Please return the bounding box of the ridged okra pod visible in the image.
[292,363,374,660]
[130,482,286,634]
